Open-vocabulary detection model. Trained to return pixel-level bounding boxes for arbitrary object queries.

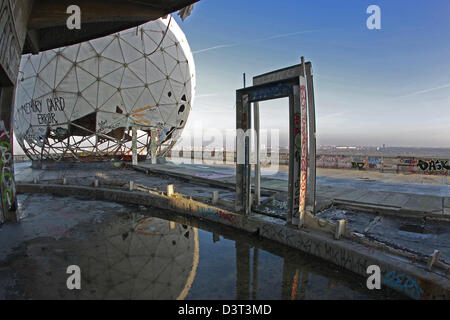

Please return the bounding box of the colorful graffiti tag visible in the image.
[382,270,424,300]
[417,159,450,174]
[298,79,308,219]
[0,120,16,222]
[317,155,450,176]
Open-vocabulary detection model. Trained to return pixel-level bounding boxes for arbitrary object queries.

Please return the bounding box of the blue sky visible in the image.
[174,0,450,148]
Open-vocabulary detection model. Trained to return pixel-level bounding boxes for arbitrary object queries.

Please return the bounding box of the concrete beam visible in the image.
[23,0,199,53]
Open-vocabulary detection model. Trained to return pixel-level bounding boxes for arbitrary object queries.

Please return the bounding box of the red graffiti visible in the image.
[299,84,308,212]
[217,209,239,225]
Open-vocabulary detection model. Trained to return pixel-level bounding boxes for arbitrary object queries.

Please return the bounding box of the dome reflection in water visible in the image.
[6,194,406,300]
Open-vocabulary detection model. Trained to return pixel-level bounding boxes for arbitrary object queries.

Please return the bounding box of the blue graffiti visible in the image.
[250,84,292,101]
[197,207,219,221]
[382,270,424,300]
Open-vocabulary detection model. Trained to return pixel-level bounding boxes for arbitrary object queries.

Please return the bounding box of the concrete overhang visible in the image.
[23,0,199,54]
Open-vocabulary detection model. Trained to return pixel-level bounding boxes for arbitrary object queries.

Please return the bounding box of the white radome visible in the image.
[14,16,195,161]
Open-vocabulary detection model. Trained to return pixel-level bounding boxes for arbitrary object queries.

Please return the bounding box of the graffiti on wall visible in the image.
[0,120,16,221]
[298,80,308,216]
[367,157,382,169]
[417,159,450,174]
[317,155,450,176]
[196,206,239,226]
[398,158,450,176]
[382,270,424,300]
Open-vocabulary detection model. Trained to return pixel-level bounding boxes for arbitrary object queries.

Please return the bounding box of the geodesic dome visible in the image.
[14,16,195,162]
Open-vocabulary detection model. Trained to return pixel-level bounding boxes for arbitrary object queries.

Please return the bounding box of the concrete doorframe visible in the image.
[235,59,316,227]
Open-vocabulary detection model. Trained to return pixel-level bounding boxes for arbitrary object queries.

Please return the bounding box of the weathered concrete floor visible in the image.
[316,207,450,265]
[13,161,450,266]
[137,162,450,216]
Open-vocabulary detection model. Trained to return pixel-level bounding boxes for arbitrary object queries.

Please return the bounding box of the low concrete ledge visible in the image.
[16,182,450,300]
[333,199,450,221]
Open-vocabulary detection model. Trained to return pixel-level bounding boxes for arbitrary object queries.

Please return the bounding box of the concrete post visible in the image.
[306,64,316,214]
[245,135,251,214]
[235,93,251,214]
[94,178,99,187]
[167,184,174,197]
[129,180,134,191]
[427,250,440,271]
[289,85,301,225]
[211,191,219,204]
[298,57,309,229]
[150,130,157,164]
[335,219,346,240]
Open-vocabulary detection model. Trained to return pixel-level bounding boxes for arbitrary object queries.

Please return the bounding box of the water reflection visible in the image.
[74,209,404,300]
[75,214,199,299]
[8,202,406,300]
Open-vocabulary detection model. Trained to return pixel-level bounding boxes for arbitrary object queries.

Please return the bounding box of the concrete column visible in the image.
[298,57,309,228]
[0,87,17,223]
[335,219,346,240]
[253,102,261,205]
[289,85,301,226]
[150,130,157,164]
[306,65,316,214]
[235,93,251,214]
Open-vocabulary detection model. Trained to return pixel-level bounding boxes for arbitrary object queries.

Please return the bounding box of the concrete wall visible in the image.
[168,150,450,176]
[317,155,450,176]
[0,0,34,222]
